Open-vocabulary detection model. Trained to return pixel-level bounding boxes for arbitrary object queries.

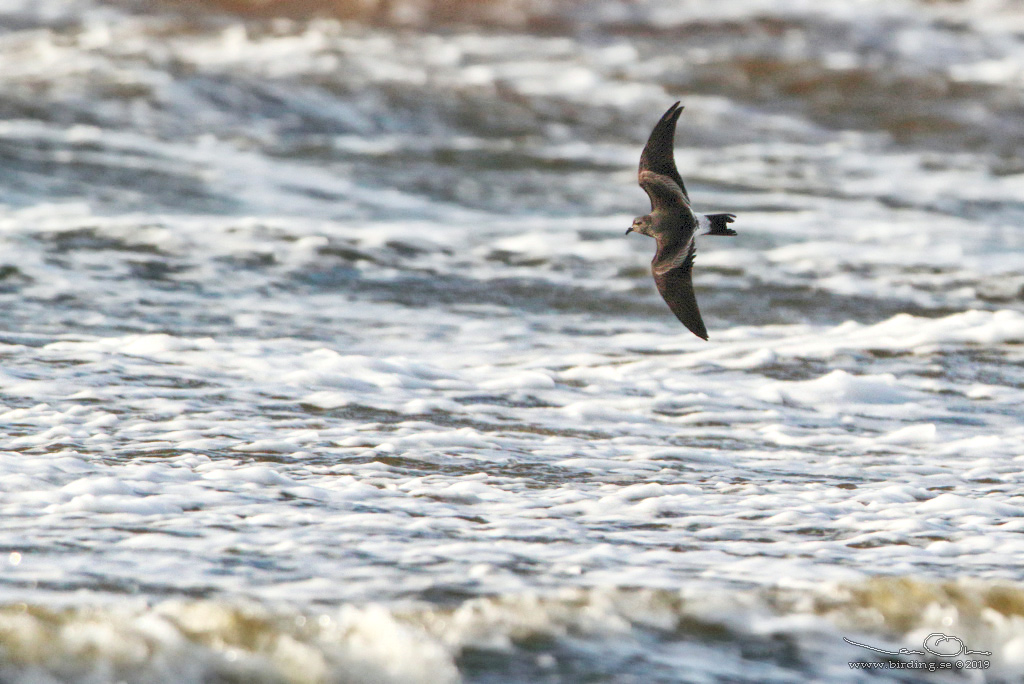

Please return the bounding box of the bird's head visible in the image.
[626,215,653,237]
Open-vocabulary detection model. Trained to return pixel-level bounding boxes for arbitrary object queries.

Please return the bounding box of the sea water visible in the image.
[1,0,1024,681]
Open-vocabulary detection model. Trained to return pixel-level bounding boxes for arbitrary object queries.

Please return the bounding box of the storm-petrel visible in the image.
[626,102,737,340]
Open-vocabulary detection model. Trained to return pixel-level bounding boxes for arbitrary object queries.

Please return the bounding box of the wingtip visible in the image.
[659,101,683,121]
[679,313,709,340]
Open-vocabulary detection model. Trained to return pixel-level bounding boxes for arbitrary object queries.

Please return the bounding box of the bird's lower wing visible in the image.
[652,240,708,340]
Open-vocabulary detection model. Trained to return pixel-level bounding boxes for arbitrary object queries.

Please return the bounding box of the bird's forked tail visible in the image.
[704,213,737,236]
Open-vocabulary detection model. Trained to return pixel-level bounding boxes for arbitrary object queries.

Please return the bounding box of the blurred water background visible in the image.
[2,0,1024,681]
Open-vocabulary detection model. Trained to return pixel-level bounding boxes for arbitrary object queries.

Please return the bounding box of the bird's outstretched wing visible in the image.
[639,101,689,204]
[639,169,688,213]
[652,239,707,340]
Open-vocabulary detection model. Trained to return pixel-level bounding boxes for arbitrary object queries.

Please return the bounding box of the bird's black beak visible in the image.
[625,227,633,235]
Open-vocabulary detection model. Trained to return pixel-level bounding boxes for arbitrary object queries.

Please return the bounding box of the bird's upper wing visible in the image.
[652,238,707,340]
[639,101,689,203]
[639,169,688,213]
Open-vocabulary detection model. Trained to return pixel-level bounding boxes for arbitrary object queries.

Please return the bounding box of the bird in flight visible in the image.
[626,102,737,340]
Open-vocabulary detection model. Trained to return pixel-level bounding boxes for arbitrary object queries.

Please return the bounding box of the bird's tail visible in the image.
[704,213,737,236]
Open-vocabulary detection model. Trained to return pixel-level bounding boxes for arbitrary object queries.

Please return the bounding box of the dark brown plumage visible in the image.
[626,102,737,340]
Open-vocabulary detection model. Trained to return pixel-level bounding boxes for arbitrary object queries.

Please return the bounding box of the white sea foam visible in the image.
[3,578,1023,683]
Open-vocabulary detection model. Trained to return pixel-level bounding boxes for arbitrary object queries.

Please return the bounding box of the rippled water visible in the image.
[2,0,1024,681]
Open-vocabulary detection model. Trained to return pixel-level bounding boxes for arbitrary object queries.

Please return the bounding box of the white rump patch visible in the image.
[695,214,713,236]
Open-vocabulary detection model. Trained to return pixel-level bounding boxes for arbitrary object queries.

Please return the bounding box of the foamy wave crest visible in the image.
[2,578,1023,683]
